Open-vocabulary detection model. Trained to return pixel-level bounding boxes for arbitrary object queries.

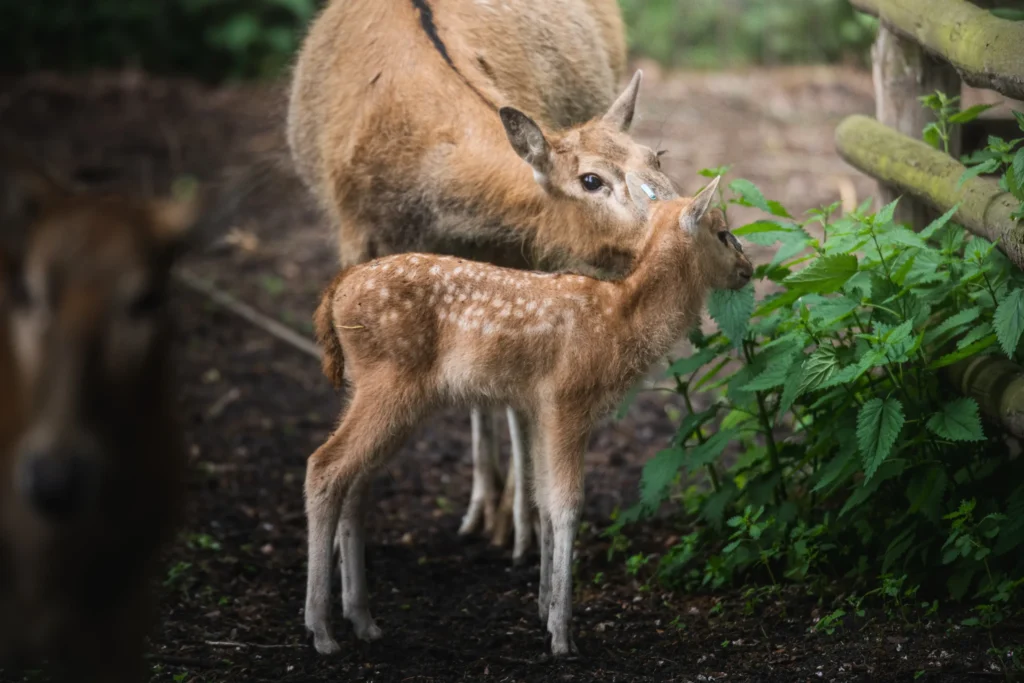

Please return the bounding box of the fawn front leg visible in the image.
[459,406,502,536]
[539,413,587,657]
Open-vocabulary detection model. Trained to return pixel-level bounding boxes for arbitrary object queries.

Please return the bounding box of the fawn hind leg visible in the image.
[305,384,418,655]
[459,406,503,536]
[338,470,381,641]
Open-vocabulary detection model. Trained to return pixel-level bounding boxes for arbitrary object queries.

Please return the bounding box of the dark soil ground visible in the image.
[0,66,1021,682]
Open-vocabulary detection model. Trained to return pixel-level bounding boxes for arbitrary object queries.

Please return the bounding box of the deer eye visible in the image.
[580,174,604,192]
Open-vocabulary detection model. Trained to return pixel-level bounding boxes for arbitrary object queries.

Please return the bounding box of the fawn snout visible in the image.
[15,428,105,522]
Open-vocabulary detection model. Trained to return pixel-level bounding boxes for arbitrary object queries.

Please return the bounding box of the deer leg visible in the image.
[505,407,534,564]
[459,406,502,536]
[532,424,554,624]
[540,411,587,658]
[339,471,381,641]
[305,385,414,655]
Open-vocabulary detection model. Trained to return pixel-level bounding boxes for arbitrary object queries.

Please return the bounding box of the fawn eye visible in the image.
[127,286,165,318]
[580,174,604,192]
[718,231,743,253]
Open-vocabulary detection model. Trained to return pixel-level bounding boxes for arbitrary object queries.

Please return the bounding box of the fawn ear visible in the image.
[500,107,552,184]
[680,176,721,234]
[603,70,642,132]
[625,172,656,214]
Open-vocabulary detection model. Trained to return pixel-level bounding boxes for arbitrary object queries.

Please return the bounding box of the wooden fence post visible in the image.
[872,25,962,230]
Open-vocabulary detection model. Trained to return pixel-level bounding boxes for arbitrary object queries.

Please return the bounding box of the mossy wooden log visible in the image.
[850,0,1024,100]
[835,114,1024,269]
[947,354,1024,439]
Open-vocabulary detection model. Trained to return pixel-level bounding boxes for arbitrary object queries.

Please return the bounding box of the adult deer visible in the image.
[0,143,194,682]
[287,0,678,563]
[306,176,753,656]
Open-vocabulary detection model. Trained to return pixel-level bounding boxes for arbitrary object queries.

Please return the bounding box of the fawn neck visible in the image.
[613,224,706,368]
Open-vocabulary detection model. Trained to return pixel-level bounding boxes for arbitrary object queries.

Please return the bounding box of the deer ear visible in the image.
[625,172,656,214]
[602,70,642,132]
[0,155,68,253]
[679,176,721,234]
[499,107,551,183]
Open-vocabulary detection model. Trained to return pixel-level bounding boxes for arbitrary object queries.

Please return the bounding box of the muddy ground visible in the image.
[0,66,1019,682]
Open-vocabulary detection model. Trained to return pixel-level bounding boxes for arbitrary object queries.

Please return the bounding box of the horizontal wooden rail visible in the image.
[947,355,1024,439]
[835,114,1024,268]
[851,0,1024,100]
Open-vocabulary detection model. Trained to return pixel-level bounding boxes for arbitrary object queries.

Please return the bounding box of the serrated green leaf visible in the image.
[683,429,738,471]
[1013,149,1024,192]
[922,122,942,150]
[639,448,683,511]
[807,295,859,325]
[674,406,719,446]
[958,158,1001,188]
[876,199,899,226]
[925,306,981,345]
[994,288,1024,357]
[798,345,839,394]
[926,398,985,442]
[812,432,858,494]
[732,220,795,245]
[949,103,996,124]
[957,322,993,349]
[928,334,998,369]
[884,227,927,249]
[839,458,907,518]
[843,270,872,299]
[708,284,755,346]
[728,179,790,217]
[742,346,799,392]
[857,398,904,480]
[784,254,858,294]
[775,358,804,422]
[919,205,959,240]
[665,347,718,379]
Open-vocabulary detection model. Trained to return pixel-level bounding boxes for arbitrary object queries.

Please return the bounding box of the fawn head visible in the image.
[0,147,195,530]
[626,173,753,291]
[499,70,677,234]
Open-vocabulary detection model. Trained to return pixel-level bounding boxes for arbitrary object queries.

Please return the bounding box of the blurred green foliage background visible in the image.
[0,0,877,81]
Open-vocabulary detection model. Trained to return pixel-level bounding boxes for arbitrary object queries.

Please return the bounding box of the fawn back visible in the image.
[0,143,194,680]
[287,0,674,276]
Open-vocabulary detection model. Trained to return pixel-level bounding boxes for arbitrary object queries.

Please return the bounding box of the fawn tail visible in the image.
[314,275,346,388]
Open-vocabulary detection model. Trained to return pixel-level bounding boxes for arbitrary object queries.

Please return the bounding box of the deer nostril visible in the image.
[23,452,94,521]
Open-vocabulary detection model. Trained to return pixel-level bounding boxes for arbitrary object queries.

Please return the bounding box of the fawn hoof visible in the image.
[355,621,383,642]
[350,611,383,642]
[550,631,579,658]
[312,632,341,655]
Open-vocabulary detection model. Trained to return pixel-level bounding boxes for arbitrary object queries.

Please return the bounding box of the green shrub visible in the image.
[0,0,319,81]
[613,160,1024,603]
[617,0,878,68]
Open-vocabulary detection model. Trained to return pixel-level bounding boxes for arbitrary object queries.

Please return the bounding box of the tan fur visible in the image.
[288,0,677,553]
[287,0,672,276]
[303,179,754,655]
[0,144,193,682]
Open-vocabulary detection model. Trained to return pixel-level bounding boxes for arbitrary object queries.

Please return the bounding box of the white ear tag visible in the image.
[640,183,657,200]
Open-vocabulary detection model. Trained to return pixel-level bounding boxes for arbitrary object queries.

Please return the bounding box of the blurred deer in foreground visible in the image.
[0,143,194,682]
[287,0,679,562]
[305,176,753,656]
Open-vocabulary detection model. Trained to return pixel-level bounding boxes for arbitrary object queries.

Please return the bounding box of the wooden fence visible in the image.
[833,0,1024,436]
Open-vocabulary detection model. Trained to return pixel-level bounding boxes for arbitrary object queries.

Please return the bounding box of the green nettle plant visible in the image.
[613,169,1024,603]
